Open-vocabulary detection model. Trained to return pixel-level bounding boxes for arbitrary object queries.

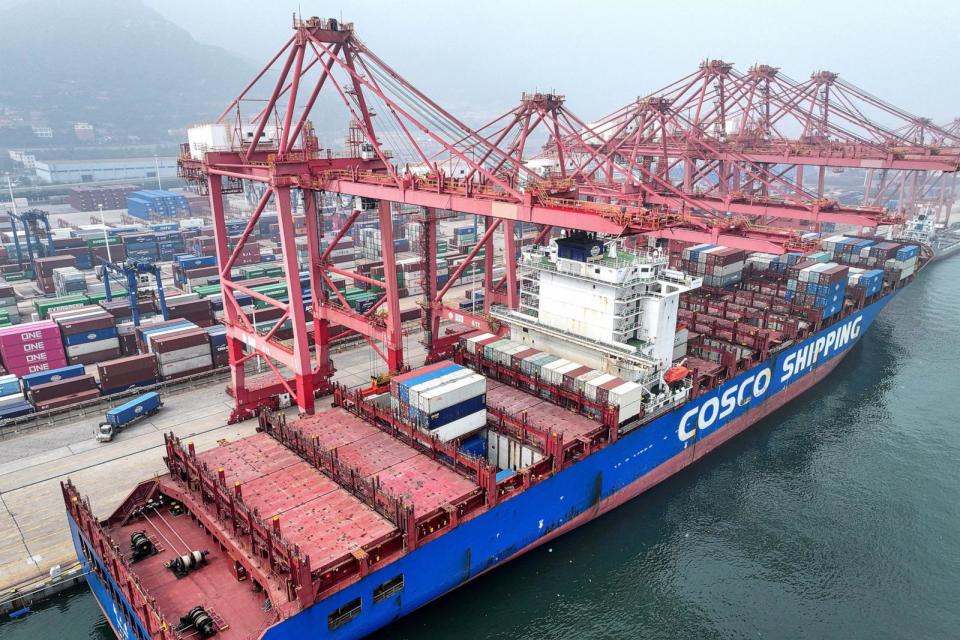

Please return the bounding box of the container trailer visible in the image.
[96,392,163,442]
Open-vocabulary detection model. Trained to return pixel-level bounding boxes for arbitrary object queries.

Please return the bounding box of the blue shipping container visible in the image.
[21,364,86,390]
[105,392,162,426]
[414,394,486,429]
[0,400,34,420]
[397,364,464,403]
[63,327,119,346]
[459,433,486,458]
[0,377,21,397]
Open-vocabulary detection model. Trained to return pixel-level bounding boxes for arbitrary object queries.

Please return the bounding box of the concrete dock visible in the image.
[0,330,431,604]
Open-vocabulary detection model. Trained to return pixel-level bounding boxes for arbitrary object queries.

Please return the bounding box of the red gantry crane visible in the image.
[573,61,960,231]
[179,17,692,420]
[180,18,935,420]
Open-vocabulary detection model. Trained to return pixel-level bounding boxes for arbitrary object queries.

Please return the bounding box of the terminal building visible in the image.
[33,157,178,184]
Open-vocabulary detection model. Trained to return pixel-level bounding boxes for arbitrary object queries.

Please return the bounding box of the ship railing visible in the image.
[162,433,315,607]
[333,385,498,519]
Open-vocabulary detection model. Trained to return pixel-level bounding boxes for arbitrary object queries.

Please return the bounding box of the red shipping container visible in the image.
[29,375,97,403]
[151,330,208,353]
[98,354,158,377]
[55,314,117,334]
[69,349,122,366]
[34,389,101,412]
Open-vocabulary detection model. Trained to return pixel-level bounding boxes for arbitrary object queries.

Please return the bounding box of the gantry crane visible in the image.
[8,209,55,272]
[177,16,951,420]
[98,257,170,327]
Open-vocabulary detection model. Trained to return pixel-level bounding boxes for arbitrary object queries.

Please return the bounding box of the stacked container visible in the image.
[458,332,644,423]
[744,251,803,274]
[126,190,190,220]
[27,374,100,411]
[357,228,411,260]
[0,283,19,324]
[97,354,160,395]
[885,245,919,281]
[680,245,746,287]
[784,261,849,319]
[390,361,487,442]
[142,321,213,381]
[49,306,121,365]
[33,255,77,294]
[156,230,186,261]
[52,267,87,298]
[0,374,31,419]
[121,232,159,262]
[67,184,139,212]
[451,226,477,247]
[99,297,156,323]
[0,321,67,376]
[165,294,214,327]
[205,325,228,368]
[847,267,885,297]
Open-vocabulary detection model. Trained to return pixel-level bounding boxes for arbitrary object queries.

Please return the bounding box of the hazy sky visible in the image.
[144,0,959,124]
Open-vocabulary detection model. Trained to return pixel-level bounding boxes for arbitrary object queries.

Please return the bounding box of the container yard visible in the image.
[0,6,957,640]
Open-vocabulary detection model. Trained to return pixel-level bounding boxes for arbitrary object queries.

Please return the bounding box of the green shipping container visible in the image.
[193,284,222,298]
[35,295,90,319]
[87,289,128,303]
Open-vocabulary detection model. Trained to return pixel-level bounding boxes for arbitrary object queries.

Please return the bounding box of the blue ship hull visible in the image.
[69,294,893,639]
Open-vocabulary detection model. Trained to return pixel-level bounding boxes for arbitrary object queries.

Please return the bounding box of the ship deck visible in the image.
[104,506,276,640]
[195,433,398,568]
[486,380,602,441]
[82,403,486,638]
[292,409,479,517]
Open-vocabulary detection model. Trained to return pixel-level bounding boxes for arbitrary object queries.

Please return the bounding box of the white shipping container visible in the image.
[486,339,514,362]
[617,399,643,423]
[408,368,473,409]
[607,381,644,409]
[551,361,583,386]
[430,409,486,442]
[574,369,604,393]
[159,354,213,376]
[540,359,572,386]
[496,343,527,366]
[488,431,543,470]
[65,337,121,357]
[465,333,495,355]
[155,343,211,365]
[584,373,617,402]
[417,374,486,413]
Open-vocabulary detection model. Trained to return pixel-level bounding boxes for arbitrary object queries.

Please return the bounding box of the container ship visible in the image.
[62,230,923,640]
[898,210,960,261]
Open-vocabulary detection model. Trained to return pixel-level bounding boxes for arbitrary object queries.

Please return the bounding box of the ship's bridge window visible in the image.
[328,597,362,630]
[373,574,405,603]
